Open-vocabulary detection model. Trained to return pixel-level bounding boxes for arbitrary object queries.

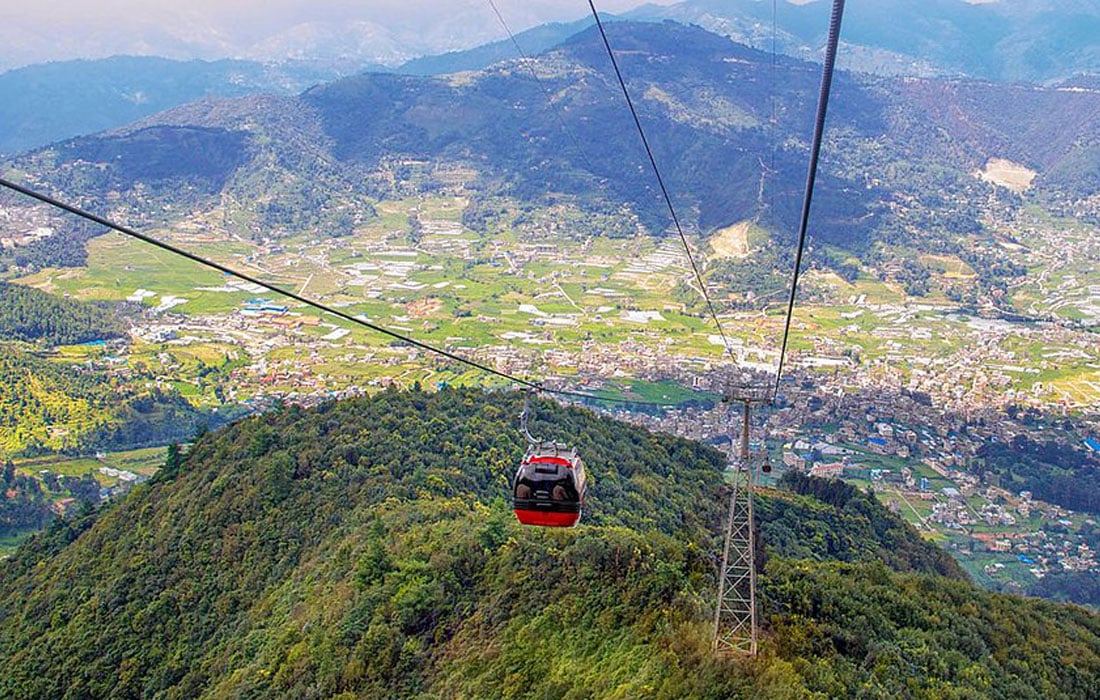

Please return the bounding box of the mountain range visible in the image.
[4,1,1100,159]
[0,1,533,73]
[0,56,368,157]
[397,0,1100,83]
[0,15,607,158]
[636,0,1100,82]
[5,20,1099,299]
[5,1,1100,82]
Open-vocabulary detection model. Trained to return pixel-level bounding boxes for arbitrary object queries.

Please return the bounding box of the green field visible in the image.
[5,190,1098,416]
[19,233,224,302]
[14,445,168,487]
[580,379,719,408]
[0,528,38,559]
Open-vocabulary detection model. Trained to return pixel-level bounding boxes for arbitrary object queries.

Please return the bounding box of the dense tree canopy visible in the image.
[0,281,126,345]
[0,388,1097,699]
[977,436,1100,515]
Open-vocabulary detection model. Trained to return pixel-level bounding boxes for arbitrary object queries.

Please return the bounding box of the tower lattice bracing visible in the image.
[714,392,767,657]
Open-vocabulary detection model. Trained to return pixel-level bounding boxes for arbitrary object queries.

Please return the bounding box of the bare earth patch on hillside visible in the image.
[975,158,1036,193]
[919,254,977,280]
[709,221,752,258]
[406,297,444,318]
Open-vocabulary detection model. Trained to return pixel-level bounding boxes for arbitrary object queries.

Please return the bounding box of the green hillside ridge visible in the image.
[0,286,228,458]
[0,345,224,457]
[0,346,120,455]
[1,388,1097,699]
[0,281,127,345]
[757,472,963,578]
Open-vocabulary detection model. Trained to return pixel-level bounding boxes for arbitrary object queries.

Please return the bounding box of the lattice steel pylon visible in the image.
[714,388,769,657]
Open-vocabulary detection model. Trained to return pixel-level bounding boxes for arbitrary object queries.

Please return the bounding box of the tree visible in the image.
[164,442,183,478]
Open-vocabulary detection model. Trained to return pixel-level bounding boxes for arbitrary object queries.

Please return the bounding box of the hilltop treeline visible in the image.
[0,281,128,345]
[0,347,117,455]
[0,218,106,272]
[977,435,1100,515]
[1,388,1097,699]
[761,471,964,579]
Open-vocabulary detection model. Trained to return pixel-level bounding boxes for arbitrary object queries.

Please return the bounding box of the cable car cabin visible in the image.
[512,443,587,527]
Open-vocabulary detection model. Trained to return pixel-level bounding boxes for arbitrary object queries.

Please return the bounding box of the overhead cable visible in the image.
[586,0,738,366]
[771,0,846,400]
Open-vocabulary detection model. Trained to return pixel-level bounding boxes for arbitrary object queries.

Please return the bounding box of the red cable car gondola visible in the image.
[512,392,588,527]
[513,442,587,527]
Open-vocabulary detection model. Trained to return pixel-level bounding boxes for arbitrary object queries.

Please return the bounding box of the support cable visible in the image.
[771,0,846,400]
[587,1,737,365]
[486,0,600,175]
[0,176,674,408]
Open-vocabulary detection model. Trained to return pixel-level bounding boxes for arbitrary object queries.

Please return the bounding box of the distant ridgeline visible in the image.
[5,21,1099,288]
[2,1,1099,157]
[1,388,1097,699]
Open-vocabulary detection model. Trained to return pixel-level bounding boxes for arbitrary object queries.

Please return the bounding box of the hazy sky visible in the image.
[0,0,681,70]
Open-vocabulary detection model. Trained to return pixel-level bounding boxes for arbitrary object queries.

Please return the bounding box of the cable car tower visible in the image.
[711,0,845,658]
[714,385,770,657]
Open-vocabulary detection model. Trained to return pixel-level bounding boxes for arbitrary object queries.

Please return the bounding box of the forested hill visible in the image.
[0,283,220,457]
[1,388,1097,698]
[0,346,224,457]
[0,281,127,345]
